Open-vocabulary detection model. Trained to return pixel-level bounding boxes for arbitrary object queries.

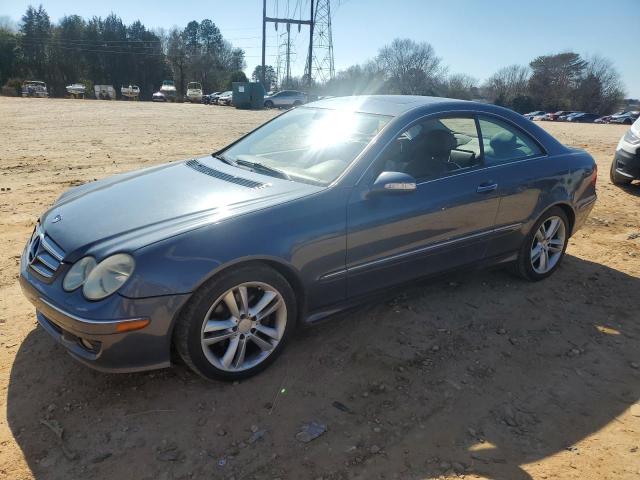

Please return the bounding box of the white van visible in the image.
[610,117,640,185]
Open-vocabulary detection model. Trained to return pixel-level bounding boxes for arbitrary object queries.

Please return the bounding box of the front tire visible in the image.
[174,264,297,381]
[513,207,569,281]
[264,100,274,109]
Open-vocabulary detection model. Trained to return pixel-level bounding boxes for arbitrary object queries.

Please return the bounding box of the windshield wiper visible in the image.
[211,153,236,166]
[235,159,291,180]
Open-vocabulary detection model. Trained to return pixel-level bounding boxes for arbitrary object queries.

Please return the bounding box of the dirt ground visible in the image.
[0,97,639,480]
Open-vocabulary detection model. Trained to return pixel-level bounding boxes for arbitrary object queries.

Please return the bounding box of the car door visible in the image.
[274,91,289,107]
[345,115,501,298]
[475,115,549,259]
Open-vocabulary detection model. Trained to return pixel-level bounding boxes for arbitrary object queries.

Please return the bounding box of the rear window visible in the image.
[478,117,543,165]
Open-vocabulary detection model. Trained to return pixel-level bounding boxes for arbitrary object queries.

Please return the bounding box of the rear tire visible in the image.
[174,264,297,381]
[513,207,569,281]
[610,157,633,185]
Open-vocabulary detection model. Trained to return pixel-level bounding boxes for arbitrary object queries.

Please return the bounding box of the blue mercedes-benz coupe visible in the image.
[20,95,597,380]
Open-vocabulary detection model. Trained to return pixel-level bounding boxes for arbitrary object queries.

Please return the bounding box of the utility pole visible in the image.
[285,23,291,87]
[261,0,267,87]
[262,0,313,89]
[306,0,314,88]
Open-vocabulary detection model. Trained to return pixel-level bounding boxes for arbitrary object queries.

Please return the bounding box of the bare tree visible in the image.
[375,38,445,95]
[483,64,530,106]
[445,73,478,100]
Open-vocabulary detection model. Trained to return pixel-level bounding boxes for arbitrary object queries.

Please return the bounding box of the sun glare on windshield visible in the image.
[307,110,359,150]
[221,107,391,185]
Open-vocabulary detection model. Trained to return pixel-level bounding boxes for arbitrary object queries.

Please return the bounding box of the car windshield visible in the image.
[220,107,391,186]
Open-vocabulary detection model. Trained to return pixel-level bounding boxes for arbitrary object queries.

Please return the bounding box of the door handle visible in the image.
[476,183,498,193]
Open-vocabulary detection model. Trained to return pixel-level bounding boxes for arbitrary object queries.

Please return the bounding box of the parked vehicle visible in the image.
[532,113,548,121]
[94,85,116,100]
[152,91,166,102]
[203,92,220,105]
[610,111,639,125]
[610,117,640,185]
[21,80,48,98]
[566,113,600,123]
[217,91,233,106]
[65,83,86,98]
[186,82,203,103]
[545,111,575,121]
[159,80,177,101]
[523,111,546,120]
[19,95,597,380]
[558,111,581,121]
[209,92,224,104]
[121,85,141,100]
[263,90,307,108]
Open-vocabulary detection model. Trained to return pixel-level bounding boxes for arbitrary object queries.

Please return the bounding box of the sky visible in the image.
[2,0,639,97]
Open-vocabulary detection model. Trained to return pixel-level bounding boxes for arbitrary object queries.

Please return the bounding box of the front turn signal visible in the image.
[115,318,150,333]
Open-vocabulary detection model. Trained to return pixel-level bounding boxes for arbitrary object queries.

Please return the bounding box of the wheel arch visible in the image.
[169,256,307,340]
[534,201,576,237]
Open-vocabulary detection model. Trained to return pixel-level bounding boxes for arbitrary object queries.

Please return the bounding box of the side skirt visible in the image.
[302,250,519,325]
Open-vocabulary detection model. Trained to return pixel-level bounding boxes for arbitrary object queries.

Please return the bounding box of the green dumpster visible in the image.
[233,82,266,109]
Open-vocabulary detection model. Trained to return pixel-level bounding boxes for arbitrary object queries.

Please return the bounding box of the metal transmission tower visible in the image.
[275,19,296,88]
[305,0,335,84]
[261,0,335,89]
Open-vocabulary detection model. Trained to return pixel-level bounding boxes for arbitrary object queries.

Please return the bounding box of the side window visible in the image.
[379,116,482,182]
[478,117,542,165]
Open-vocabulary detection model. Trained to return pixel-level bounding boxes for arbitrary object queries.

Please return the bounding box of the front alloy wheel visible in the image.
[174,264,296,380]
[200,282,286,372]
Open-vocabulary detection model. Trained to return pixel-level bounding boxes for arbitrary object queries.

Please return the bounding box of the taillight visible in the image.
[591,162,598,187]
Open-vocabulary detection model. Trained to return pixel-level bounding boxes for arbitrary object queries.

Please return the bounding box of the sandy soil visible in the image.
[0,97,639,480]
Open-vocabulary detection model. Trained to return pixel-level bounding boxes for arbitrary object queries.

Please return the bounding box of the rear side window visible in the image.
[478,117,543,165]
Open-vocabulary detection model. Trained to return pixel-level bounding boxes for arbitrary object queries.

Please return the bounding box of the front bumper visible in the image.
[19,269,190,373]
[613,148,640,180]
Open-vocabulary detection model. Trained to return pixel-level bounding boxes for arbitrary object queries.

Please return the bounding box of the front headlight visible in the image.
[63,256,96,291]
[82,254,135,300]
[623,128,640,145]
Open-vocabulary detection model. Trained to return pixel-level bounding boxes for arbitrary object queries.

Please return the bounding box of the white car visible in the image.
[186,82,203,103]
[217,91,233,106]
[21,80,48,98]
[610,117,640,185]
[263,90,307,109]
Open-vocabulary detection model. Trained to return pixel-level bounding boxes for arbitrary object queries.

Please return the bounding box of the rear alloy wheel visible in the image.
[514,207,569,281]
[174,265,296,380]
[610,157,633,185]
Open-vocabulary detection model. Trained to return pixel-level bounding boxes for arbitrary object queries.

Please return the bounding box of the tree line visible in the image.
[256,38,625,115]
[0,6,627,113]
[0,6,247,100]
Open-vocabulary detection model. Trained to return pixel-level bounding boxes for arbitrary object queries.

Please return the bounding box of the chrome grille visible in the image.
[27,226,65,278]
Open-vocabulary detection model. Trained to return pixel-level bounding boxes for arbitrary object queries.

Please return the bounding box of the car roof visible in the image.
[306,95,470,117]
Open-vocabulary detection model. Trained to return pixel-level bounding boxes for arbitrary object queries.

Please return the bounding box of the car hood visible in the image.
[40,156,322,260]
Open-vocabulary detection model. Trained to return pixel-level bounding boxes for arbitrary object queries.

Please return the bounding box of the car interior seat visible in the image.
[405,129,457,179]
[486,131,526,161]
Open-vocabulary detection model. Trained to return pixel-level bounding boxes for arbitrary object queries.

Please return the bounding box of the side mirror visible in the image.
[368,171,417,197]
